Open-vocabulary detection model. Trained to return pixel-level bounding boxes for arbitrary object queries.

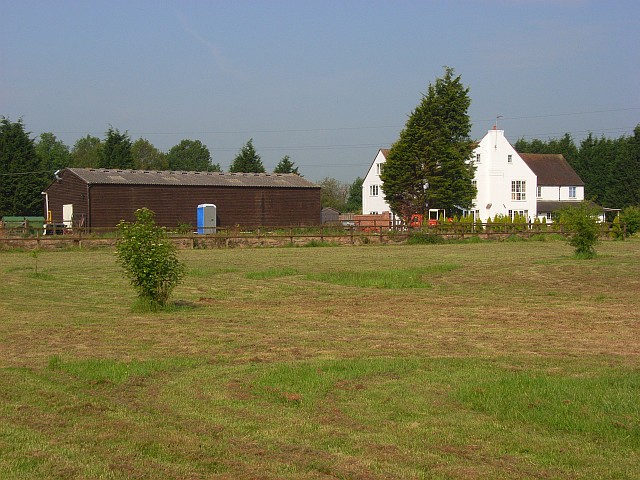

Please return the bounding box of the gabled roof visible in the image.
[519,154,584,186]
[62,168,318,189]
[364,148,389,179]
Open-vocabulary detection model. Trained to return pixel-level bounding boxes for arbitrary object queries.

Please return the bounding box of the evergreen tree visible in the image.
[0,117,43,216]
[345,177,364,213]
[380,67,476,220]
[273,155,298,174]
[229,139,265,173]
[70,135,102,167]
[167,139,219,171]
[99,127,133,169]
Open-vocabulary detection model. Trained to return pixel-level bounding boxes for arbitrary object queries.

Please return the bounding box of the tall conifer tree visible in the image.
[229,139,265,173]
[380,67,476,220]
[0,117,43,216]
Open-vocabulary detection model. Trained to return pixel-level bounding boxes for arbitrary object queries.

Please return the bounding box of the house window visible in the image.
[376,163,384,175]
[569,186,576,198]
[511,180,526,201]
[508,154,512,163]
[476,153,481,163]
[370,184,379,196]
[508,210,528,220]
[537,186,542,198]
[546,212,553,220]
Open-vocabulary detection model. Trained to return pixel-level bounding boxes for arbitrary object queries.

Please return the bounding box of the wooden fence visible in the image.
[0,221,628,250]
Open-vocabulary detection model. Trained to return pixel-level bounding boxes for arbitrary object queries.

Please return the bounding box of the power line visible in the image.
[48,106,639,137]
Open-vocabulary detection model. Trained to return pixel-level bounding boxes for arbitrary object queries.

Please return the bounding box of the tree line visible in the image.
[0,117,302,216]
[515,128,640,209]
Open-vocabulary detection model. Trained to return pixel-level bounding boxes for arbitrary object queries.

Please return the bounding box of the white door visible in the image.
[63,204,73,228]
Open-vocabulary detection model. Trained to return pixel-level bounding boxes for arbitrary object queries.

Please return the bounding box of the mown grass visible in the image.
[0,238,639,479]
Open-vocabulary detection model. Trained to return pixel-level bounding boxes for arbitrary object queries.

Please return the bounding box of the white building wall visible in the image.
[362,149,390,214]
[539,185,584,202]
[472,130,537,222]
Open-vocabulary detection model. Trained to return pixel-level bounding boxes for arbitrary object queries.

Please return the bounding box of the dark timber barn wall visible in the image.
[44,168,321,229]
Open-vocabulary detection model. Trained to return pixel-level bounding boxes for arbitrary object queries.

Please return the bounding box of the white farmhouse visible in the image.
[361,129,585,222]
[361,148,392,215]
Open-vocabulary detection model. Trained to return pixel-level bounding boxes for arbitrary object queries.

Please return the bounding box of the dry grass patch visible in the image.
[1,239,639,478]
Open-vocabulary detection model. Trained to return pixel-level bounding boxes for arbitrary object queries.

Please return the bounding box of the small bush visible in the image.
[116,208,186,307]
[620,206,640,235]
[558,202,601,258]
[609,215,624,240]
[407,232,445,245]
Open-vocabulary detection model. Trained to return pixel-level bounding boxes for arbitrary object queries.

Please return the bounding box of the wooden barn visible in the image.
[43,168,321,229]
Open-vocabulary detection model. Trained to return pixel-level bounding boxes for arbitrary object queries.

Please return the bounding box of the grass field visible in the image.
[1,238,639,479]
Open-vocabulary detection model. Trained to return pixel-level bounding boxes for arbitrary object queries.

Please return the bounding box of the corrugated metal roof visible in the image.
[65,168,319,189]
[519,154,584,186]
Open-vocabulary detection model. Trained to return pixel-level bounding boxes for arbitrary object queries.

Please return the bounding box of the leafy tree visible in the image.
[229,139,265,173]
[167,139,219,171]
[558,202,601,258]
[318,177,348,212]
[0,117,43,216]
[345,177,364,213]
[132,138,168,170]
[116,208,186,308]
[99,127,133,169]
[273,155,298,174]
[35,133,70,173]
[380,67,476,221]
[70,135,102,167]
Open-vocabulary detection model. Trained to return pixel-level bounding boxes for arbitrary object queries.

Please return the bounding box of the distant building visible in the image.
[43,168,321,229]
[321,207,340,224]
[361,129,586,222]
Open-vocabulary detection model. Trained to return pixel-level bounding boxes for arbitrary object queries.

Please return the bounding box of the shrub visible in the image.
[609,215,624,240]
[620,206,640,235]
[557,202,601,258]
[116,208,186,307]
[407,232,445,245]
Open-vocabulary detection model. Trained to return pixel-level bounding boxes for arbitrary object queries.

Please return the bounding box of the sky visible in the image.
[1,0,638,183]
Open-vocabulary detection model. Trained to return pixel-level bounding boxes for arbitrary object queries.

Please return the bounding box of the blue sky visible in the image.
[1,0,638,182]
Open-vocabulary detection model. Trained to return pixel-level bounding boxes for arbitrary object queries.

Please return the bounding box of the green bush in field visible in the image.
[609,215,624,240]
[558,202,601,258]
[407,232,445,244]
[116,208,186,307]
[620,206,640,235]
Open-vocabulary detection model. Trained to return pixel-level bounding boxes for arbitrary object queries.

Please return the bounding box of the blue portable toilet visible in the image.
[197,204,217,234]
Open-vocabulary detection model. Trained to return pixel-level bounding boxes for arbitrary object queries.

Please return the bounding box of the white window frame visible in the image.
[537,186,542,198]
[511,180,526,201]
[476,153,481,163]
[508,154,513,164]
[369,184,379,196]
[569,186,576,199]
[376,163,384,175]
